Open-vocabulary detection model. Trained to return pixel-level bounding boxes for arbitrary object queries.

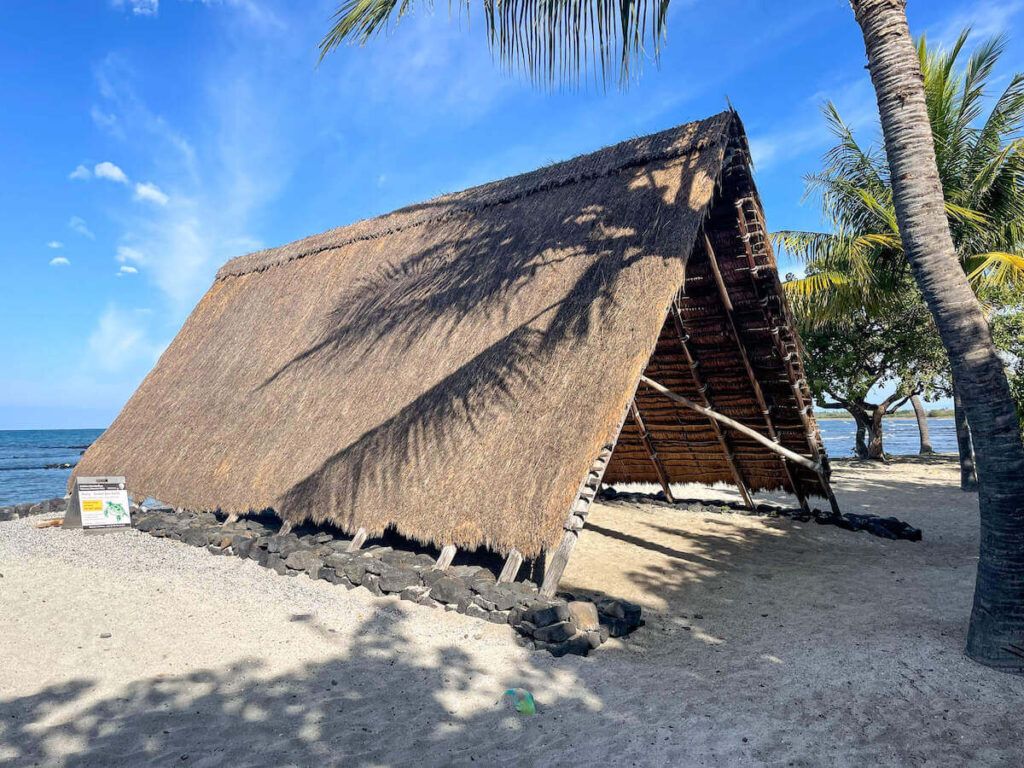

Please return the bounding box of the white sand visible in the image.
[1,456,1021,767]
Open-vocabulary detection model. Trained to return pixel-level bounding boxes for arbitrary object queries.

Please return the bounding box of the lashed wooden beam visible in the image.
[628,400,675,503]
[735,199,841,515]
[639,376,822,473]
[702,232,809,514]
[668,305,755,509]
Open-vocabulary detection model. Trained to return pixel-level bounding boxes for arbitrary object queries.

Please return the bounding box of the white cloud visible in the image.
[69,164,92,181]
[87,305,162,373]
[747,77,877,172]
[134,181,169,205]
[116,245,145,263]
[931,1,1024,47]
[69,216,95,239]
[117,265,139,276]
[111,0,159,15]
[47,241,63,249]
[49,256,70,267]
[88,51,281,306]
[90,105,123,138]
[94,161,130,184]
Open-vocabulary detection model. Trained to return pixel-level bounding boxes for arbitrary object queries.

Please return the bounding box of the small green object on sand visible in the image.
[503,688,536,715]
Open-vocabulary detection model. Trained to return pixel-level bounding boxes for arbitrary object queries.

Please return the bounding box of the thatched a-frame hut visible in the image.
[74,110,837,595]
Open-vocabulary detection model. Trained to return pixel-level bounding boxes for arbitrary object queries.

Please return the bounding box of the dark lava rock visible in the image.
[285,550,323,573]
[596,598,642,628]
[341,559,367,586]
[534,621,575,644]
[381,550,420,567]
[135,516,162,533]
[400,586,432,603]
[420,569,449,589]
[462,603,490,621]
[183,529,209,548]
[277,537,304,558]
[813,508,922,541]
[362,574,384,596]
[599,616,632,638]
[429,576,471,605]
[523,602,570,628]
[377,567,421,594]
[323,553,353,570]
[231,535,254,558]
[474,584,519,612]
[536,634,592,658]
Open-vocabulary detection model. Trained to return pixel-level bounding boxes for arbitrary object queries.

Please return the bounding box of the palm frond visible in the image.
[320,0,672,86]
[965,251,1024,291]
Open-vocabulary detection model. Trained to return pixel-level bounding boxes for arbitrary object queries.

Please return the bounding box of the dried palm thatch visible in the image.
[73,110,832,560]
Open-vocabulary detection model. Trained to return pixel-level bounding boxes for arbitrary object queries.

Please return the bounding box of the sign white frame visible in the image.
[63,476,134,531]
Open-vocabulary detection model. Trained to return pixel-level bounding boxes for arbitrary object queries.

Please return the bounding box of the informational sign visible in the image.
[63,476,133,531]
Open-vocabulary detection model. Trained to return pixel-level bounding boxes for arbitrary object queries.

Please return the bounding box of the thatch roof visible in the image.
[73,110,831,559]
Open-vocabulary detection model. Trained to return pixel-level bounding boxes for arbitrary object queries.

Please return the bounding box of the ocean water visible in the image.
[818,417,957,457]
[0,429,103,506]
[0,419,957,507]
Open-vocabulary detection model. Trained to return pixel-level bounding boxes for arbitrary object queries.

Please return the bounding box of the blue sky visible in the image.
[2,0,1021,429]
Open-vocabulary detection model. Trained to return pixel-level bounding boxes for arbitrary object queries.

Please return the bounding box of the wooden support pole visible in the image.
[702,232,806,512]
[347,527,367,552]
[639,376,822,473]
[628,400,675,502]
[498,549,524,583]
[669,305,755,509]
[222,512,240,526]
[540,530,578,598]
[278,521,293,536]
[433,544,457,570]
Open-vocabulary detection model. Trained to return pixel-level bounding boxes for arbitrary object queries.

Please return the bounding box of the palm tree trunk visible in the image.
[953,388,978,490]
[911,394,934,455]
[852,0,1024,673]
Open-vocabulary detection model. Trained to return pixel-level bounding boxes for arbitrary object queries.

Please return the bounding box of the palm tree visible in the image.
[321,0,1024,673]
[777,30,1024,485]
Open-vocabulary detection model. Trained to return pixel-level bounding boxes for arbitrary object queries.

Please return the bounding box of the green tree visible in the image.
[778,31,1024,477]
[795,289,946,459]
[322,0,1024,672]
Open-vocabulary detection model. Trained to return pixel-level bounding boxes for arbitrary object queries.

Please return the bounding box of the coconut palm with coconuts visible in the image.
[320,0,1024,673]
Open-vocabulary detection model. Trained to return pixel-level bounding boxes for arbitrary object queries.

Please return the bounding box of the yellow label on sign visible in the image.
[81,500,103,512]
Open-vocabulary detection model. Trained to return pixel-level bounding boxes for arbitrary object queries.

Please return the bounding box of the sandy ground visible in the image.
[1,456,1021,767]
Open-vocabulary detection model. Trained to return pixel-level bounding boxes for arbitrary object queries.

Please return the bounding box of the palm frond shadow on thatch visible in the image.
[266,150,713,551]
